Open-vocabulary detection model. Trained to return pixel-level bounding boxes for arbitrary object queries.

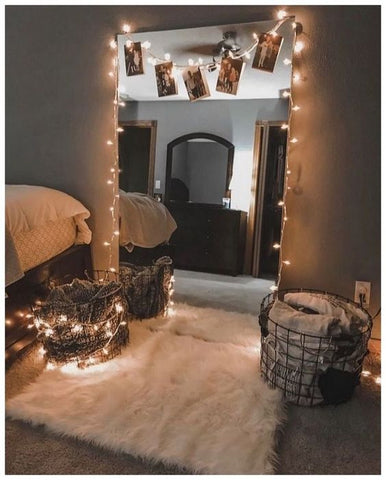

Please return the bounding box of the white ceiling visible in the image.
[117,19,294,102]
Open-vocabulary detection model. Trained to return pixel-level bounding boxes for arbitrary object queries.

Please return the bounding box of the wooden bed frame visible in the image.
[5,244,92,368]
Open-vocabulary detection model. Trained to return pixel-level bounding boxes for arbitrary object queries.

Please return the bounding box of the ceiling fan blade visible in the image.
[174,44,217,57]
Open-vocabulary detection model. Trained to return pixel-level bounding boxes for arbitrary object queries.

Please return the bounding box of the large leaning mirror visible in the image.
[117,18,294,278]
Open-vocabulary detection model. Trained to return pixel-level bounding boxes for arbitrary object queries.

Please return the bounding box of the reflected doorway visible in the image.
[251,121,288,278]
[118,120,157,196]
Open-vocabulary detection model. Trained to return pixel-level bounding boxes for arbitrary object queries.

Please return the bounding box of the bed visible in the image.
[5,185,93,366]
[119,190,177,264]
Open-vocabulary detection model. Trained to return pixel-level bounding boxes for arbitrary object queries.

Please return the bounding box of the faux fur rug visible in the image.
[6,304,284,474]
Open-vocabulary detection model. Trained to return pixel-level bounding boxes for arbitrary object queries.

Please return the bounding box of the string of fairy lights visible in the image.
[106,10,302,280]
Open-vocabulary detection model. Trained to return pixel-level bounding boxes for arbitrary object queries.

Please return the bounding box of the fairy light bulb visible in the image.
[188,58,194,66]
[283,260,291,266]
[282,90,291,98]
[164,53,171,61]
[281,123,289,130]
[292,22,297,29]
[118,101,126,107]
[107,180,113,185]
[253,32,258,40]
[293,73,300,82]
[292,105,300,111]
[126,40,133,48]
[109,39,117,49]
[108,71,114,78]
[362,370,371,377]
[270,285,278,292]
[110,168,115,173]
[103,241,111,246]
[142,41,151,49]
[294,41,304,53]
[109,206,114,212]
[114,230,120,236]
[278,200,285,206]
[277,10,287,20]
[106,140,113,145]
[198,57,203,65]
[122,24,131,33]
[273,243,281,249]
[103,348,109,355]
[290,137,299,143]
[109,267,116,273]
[283,58,292,65]
[117,127,124,132]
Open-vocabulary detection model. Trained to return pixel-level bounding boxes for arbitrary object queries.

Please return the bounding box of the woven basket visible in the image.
[33,276,129,368]
[119,256,174,319]
[259,288,372,406]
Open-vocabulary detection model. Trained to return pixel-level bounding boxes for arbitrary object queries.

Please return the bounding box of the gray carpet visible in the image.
[5,270,381,475]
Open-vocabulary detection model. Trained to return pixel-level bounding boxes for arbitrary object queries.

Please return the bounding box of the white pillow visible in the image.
[5,184,92,244]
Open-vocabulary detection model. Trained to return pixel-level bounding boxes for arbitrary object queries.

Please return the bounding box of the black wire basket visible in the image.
[259,288,372,406]
[119,256,174,319]
[32,272,129,369]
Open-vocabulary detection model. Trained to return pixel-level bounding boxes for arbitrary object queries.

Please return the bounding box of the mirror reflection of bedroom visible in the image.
[118,19,293,311]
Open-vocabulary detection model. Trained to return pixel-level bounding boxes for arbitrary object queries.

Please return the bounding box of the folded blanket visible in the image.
[284,292,368,334]
[119,191,177,250]
[269,300,341,337]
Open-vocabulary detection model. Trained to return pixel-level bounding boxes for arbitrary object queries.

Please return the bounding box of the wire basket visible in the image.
[259,288,372,406]
[119,256,174,319]
[32,273,129,369]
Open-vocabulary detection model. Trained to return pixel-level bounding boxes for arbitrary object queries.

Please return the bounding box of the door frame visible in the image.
[246,120,286,277]
[118,120,157,196]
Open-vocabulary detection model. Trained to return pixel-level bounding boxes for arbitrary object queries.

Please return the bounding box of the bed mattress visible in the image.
[13,217,77,272]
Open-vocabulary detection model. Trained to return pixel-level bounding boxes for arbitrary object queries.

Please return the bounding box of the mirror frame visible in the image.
[164,132,235,205]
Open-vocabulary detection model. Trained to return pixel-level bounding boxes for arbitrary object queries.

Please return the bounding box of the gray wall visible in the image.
[120,99,288,194]
[6,6,380,336]
[279,6,381,338]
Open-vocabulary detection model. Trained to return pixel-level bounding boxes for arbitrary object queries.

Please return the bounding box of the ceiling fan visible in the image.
[175,31,241,59]
[213,32,241,57]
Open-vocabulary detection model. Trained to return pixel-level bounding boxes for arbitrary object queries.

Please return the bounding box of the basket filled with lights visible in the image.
[32,273,129,369]
[119,256,174,319]
[258,288,372,406]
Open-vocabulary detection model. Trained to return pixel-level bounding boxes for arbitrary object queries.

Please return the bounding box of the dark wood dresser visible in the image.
[167,202,247,276]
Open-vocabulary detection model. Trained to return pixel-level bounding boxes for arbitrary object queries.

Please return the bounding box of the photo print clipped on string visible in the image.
[182,66,210,102]
[125,41,145,76]
[155,61,178,97]
[216,56,244,96]
[252,32,283,73]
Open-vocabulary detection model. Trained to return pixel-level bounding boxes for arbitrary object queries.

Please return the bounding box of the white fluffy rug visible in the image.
[6,304,284,474]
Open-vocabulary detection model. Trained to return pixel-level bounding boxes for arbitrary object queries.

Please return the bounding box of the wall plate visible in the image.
[354,281,371,308]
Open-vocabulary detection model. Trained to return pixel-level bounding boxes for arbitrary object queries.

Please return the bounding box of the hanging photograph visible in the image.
[182,66,210,102]
[124,41,144,76]
[252,33,283,73]
[216,56,244,95]
[155,61,178,97]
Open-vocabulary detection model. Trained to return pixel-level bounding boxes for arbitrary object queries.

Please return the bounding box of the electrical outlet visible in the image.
[354,281,371,308]
[155,180,161,190]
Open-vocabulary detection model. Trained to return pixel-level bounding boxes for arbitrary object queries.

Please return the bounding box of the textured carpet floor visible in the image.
[5,269,381,474]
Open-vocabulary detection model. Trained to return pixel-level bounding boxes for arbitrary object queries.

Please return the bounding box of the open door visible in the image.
[250,121,288,278]
[119,120,157,196]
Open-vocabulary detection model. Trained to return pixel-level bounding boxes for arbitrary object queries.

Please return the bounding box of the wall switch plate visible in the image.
[155,180,161,190]
[354,281,371,308]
